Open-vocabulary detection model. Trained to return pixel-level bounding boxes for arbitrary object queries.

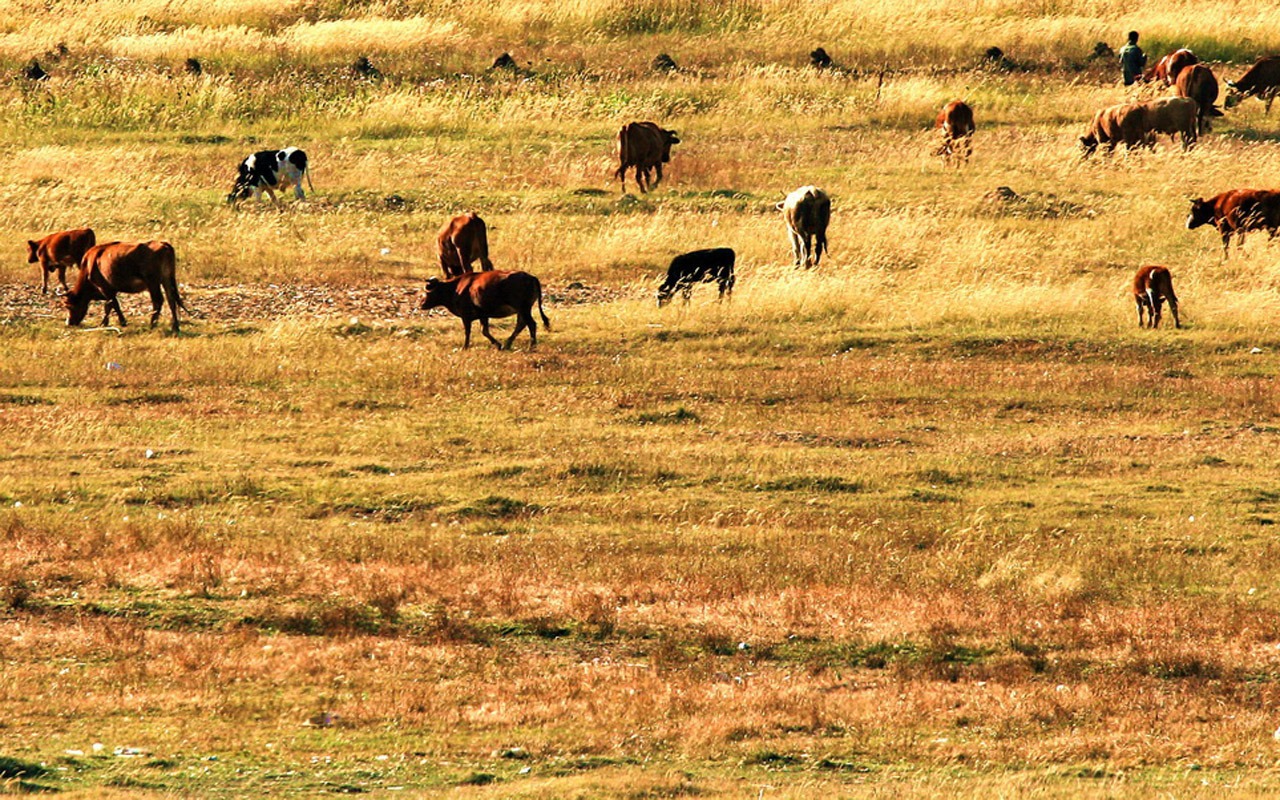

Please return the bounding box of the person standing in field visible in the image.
[1120,31,1147,86]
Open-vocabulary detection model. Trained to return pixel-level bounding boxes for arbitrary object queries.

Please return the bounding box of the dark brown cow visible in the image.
[1186,189,1280,257]
[1144,48,1198,85]
[419,270,550,350]
[27,227,95,294]
[437,212,494,278]
[1080,103,1149,156]
[1175,63,1224,134]
[64,241,188,333]
[614,121,680,193]
[934,100,975,164]
[1225,56,1280,113]
[1132,265,1180,329]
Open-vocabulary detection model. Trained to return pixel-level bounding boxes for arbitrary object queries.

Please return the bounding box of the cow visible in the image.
[656,248,735,306]
[614,121,680,194]
[1079,103,1149,156]
[64,241,189,333]
[1140,96,1199,149]
[777,186,830,268]
[226,147,312,204]
[1143,48,1198,85]
[1225,56,1280,114]
[1132,265,1180,329]
[27,227,95,294]
[419,270,550,350]
[934,100,975,165]
[1186,190,1280,257]
[437,213,494,278]
[1175,63,1224,134]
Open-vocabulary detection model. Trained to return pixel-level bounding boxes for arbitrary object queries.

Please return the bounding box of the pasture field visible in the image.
[5,1,1280,796]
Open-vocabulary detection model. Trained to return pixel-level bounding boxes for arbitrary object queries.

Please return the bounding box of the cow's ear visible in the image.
[426,278,440,286]
[774,201,786,211]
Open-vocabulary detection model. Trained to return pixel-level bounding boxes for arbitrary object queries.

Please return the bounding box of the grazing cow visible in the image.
[437,212,494,278]
[614,121,680,194]
[777,186,831,268]
[1079,103,1149,156]
[657,248,735,306]
[64,241,189,333]
[1140,96,1199,149]
[1132,265,1181,329]
[1225,56,1280,113]
[1186,190,1280,257]
[1175,64,1224,134]
[1144,48,1198,85]
[226,147,312,204]
[934,100,975,165]
[419,270,550,350]
[27,227,95,294]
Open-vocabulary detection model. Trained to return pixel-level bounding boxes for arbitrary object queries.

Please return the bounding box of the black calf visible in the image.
[657,248,735,306]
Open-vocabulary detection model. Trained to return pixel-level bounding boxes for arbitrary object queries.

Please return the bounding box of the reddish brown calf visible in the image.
[27,227,95,294]
[65,241,188,333]
[935,101,975,165]
[1133,265,1180,329]
[437,212,494,278]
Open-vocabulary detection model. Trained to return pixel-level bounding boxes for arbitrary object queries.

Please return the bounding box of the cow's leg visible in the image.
[1149,291,1162,328]
[1136,298,1145,328]
[293,181,305,201]
[479,317,503,349]
[265,187,280,205]
[149,286,164,328]
[637,166,649,194]
[453,243,470,274]
[681,282,693,303]
[803,233,814,268]
[1267,92,1276,114]
[1167,294,1181,329]
[506,311,531,350]
[463,319,473,349]
[56,264,69,294]
[40,266,48,295]
[1222,230,1232,258]
[789,230,803,267]
[651,163,663,190]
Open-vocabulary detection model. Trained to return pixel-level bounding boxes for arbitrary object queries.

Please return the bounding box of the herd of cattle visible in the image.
[22,52,1280,342]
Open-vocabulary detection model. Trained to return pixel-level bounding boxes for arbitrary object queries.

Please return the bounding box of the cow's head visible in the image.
[1186,198,1215,230]
[26,240,38,263]
[1224,86,1244,109]
[419,277,452,311]
[62,290,90,326]
[660,129,680,163]
[1078,134,1099,156]
[226,175,255,204]
[656,283,676,307]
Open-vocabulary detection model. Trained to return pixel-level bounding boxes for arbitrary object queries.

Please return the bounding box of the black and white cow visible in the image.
[226,147,312,204]
[657,247,735,306]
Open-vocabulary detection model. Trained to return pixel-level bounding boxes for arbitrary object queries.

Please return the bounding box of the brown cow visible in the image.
[64,241,188,333]
[27,227,95,294]
[1080,103,1149,156]
[1225,56,1280,113]
[1132,265,1180,329]
[1140,96,1199,149]
[1144,48,1198,85]
[934,100,975,165]
[1186,189,1280,257]
[614,121,680,193]
[419,270,550,350]
[437,212,494,278]
[1175,63,1223,134]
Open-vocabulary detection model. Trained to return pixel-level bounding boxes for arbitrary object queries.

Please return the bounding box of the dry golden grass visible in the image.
[4,0,1280,796]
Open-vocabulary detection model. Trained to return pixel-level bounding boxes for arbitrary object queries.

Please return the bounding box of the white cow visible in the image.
[777,186,830,268]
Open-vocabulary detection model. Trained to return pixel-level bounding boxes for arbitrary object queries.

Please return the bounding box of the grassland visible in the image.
[4,0,1280,796]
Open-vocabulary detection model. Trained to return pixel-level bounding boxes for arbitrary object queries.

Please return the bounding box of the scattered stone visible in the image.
[491,52,518,71]
[984,46,1004,62]
[23,59,48,81]
[184,57,202,75]
[986,186,1022,203]
[494,747,530,760]
[652,53,678,73]
[351,55,381,79]
[810,47,832,69]
[384,194,406,210]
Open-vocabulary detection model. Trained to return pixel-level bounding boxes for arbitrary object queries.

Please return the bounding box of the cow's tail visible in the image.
[476,215,494,271]
[537,279,551,331]
[160,244,199,319]
[305,166,314,194]
[614,124,630,186]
